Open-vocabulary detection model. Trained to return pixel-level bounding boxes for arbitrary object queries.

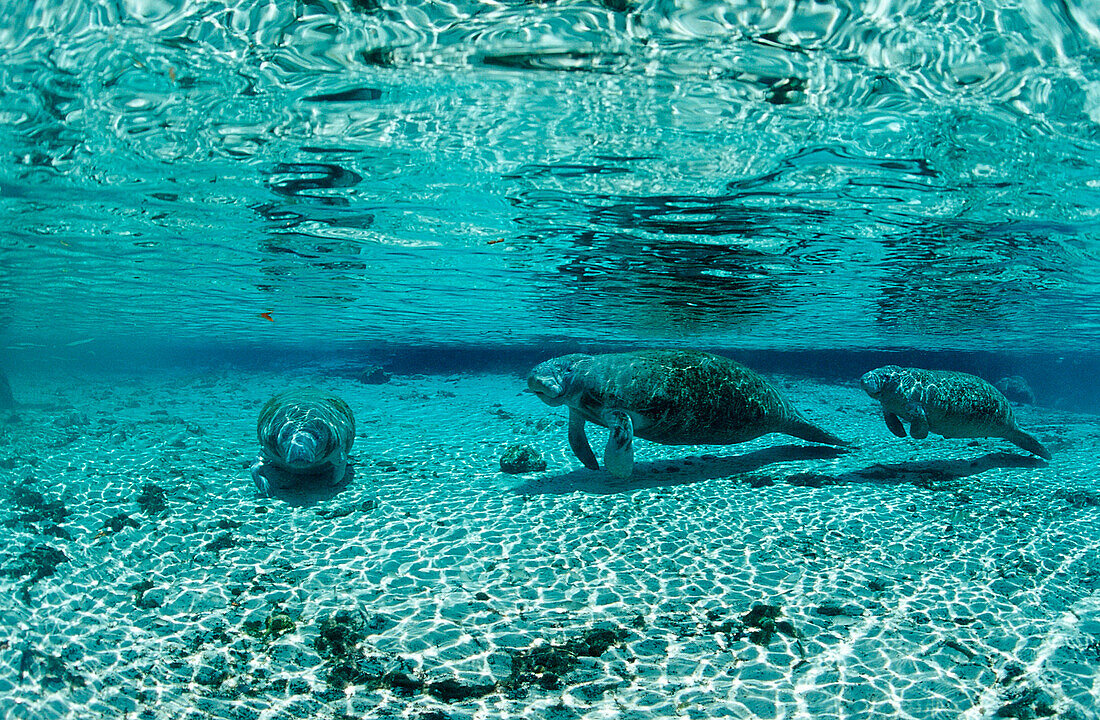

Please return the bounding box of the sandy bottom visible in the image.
[1,362,1098,720]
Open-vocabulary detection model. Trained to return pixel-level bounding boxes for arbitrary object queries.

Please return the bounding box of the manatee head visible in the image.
[269,412,335,471]
[860,365,904,400]
[526,354,592,407]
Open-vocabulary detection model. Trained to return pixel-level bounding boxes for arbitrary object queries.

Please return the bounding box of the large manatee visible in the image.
[527,350,848,477]
[860,366,1050,459]
[251,389,356,495]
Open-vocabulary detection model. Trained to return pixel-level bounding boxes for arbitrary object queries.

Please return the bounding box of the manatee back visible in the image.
[581,350,792,445]
[257,389,356,462]
[915,369,1015,435]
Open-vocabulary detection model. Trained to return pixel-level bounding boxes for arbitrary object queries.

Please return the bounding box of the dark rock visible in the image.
[504,625,628,691]
[995,376,1035,405]
[387,670,425,696]
[287,677,310,695]
[743,604,781,627]
[995,686,1057,718]
[785,473,840,488]
[426,678,497,702]
[815,601,863,618]
[9,484,69,524]
[326,655,394,690]
[315,611,366,659]
[867,577,892,592]
[474,592,490,601]
[355,365,390,384]
[573,627,624,656]
[511,644,578,678]
[363,612,397,634]
[204,533,235,552]
[39,652,84,690]
[193,652,229,687]
[3,544,69,582]
[101,513,139,535]
[229,706,260,720]
[500,444,547,474]
[136,484,168,515]
[745,475,776,488]
[265,613,296,639]
[538,672,560,689]
[1054,488,1100,508]
[741,603,798,645]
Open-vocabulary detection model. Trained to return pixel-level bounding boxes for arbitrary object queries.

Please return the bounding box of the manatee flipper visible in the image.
[782,414,849,448]
[251,456,273,496]
[603,409,634,478]
[330,452,349,484]
[906,403,929,439]
[883,412,906,438]
[1002,428,1051,460]
[568,408,600,470]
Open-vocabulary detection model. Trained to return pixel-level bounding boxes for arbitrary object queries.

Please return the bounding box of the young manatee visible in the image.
[251,389,356,495]
[860,365,1050,459]
[527,349,849,478]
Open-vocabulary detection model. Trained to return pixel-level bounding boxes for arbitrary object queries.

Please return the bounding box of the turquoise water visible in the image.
[2,0,1099,356]
[3,2,1100,720]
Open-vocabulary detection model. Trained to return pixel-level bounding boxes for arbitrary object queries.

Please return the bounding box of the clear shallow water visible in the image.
[2,4,1100,717]
[1,0,1099,355]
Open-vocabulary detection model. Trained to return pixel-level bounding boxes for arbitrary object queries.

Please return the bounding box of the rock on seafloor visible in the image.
[499,443,547,474]
[995,376,1035,405]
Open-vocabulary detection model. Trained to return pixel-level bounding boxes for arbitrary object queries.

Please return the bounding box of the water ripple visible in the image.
[1,0,1098,350]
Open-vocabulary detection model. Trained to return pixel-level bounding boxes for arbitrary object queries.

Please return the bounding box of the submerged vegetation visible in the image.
[135,483,168,515]
[311,609,629,701]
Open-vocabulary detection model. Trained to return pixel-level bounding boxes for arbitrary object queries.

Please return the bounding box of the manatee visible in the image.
[251,389,356,495]
[860,365,1050,459]
[526,350,849,477]
[0,371,14,409]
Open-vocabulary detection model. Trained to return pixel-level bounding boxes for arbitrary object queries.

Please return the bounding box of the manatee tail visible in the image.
[1004,428,1051,460]
[782,414,851,448]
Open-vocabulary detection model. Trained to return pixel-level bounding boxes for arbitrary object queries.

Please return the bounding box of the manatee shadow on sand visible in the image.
[510,445,851,496]
[845,452,1045,487]
[262,466,355,507]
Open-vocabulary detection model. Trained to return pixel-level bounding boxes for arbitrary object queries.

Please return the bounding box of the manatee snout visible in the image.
[860,366,899,399]
[527,354,591,406]
[527,372,564,404]
[276,422,330,469]
[860,372,882,397]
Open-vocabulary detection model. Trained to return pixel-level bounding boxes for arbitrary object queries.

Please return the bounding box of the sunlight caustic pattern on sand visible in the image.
[1,365,1097,719]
